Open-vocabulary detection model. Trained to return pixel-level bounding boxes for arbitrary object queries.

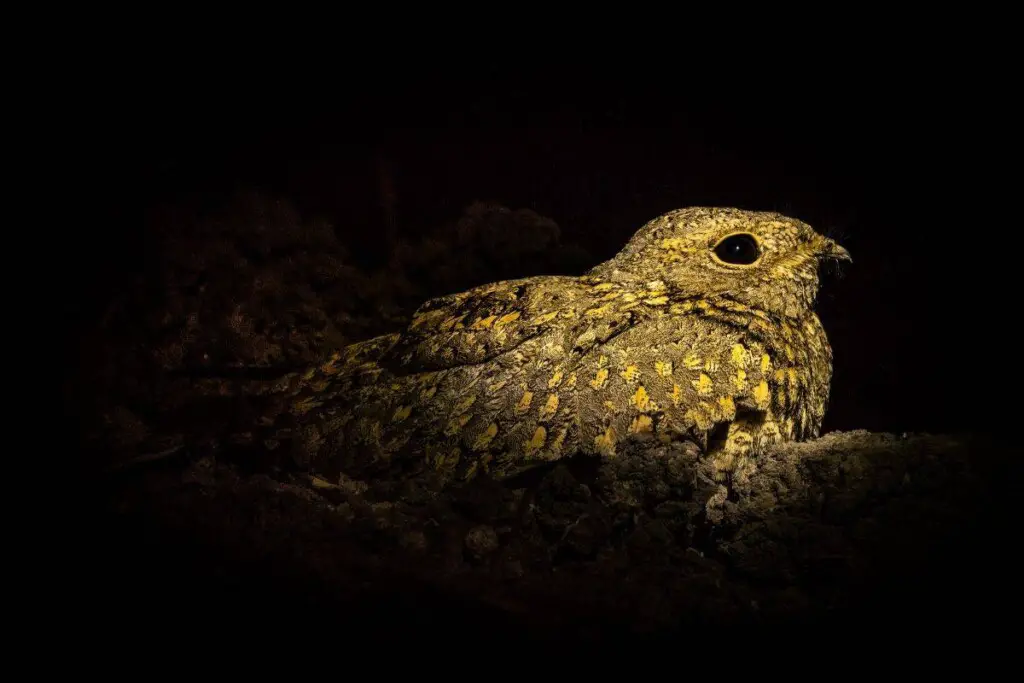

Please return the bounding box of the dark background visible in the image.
[60,49,1019,645]
[84,62,1008,440]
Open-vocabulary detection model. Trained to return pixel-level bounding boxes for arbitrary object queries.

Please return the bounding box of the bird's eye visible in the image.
[713,233,761,265]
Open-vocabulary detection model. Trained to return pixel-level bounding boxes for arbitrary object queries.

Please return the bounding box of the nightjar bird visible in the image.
[274,207,850,492]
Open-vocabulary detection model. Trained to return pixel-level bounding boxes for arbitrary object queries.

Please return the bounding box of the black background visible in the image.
[60,35,1020,647]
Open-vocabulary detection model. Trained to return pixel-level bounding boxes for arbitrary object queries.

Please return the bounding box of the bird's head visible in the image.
[595,207,851,319]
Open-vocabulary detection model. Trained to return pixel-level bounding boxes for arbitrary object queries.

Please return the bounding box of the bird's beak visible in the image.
[818,238,852,263]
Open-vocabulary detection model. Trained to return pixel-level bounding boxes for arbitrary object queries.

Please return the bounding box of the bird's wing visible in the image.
[572,306,787,454]
[376,275,589,373]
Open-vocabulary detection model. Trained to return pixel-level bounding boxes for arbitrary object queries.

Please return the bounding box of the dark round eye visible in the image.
[713,233,761,265]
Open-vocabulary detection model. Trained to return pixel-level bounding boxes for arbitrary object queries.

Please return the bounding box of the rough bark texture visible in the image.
[89,429,1015,640]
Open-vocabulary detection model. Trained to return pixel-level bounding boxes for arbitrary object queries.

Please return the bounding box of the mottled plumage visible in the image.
[273,207,850,491]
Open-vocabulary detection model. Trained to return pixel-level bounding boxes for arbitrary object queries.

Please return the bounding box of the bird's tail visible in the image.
[103,333,404,476]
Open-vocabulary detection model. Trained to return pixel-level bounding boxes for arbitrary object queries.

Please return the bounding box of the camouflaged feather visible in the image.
[269,207,850,488]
